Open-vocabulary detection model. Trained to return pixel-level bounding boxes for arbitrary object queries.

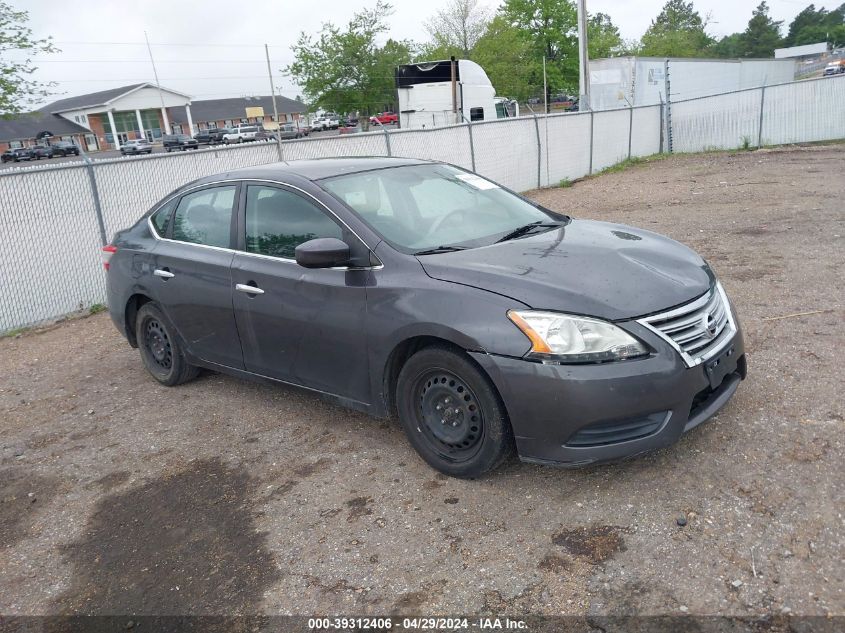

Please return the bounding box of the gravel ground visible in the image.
[1,145,843,623]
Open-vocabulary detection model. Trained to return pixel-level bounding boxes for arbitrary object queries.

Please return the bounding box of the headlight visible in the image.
[508,310,648,363]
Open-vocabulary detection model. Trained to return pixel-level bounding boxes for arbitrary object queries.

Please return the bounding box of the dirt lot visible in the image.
[1,145,843,624]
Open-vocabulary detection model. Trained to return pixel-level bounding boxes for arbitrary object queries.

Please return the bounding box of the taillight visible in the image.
[102,245,117,270]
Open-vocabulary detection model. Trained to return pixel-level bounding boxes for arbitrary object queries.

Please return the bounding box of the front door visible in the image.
[231,183,370,403]
[150,184,244,369]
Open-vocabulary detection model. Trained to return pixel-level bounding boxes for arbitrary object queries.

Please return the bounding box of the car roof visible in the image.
[191,157,434,184]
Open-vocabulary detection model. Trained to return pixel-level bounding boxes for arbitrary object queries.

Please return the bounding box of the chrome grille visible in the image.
[637,282,736,368]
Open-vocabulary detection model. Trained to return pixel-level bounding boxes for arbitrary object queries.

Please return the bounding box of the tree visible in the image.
[588,12,624,59]
[285,2,413,117]
[711,33,744,58]
[0,2,57,117]
[640,0,714,57]
[500,0,579,106]
[740,1,783,57]
[783,3,845,48]
[425,0,491,59]
[472,15,539,101]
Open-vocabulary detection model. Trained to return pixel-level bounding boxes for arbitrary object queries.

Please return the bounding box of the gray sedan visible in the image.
[103,158,746,477]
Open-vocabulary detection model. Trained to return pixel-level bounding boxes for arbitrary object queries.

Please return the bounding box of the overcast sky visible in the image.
[13,0,813,107]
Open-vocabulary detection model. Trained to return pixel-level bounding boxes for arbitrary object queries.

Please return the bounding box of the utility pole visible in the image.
[144,31,171,135]
[577,0,591,111]
[450,56,458,124]
[265,44,284,161]
[542,56,548,115]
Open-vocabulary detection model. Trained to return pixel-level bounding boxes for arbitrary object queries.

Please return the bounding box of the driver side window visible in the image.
[245,185,342,259]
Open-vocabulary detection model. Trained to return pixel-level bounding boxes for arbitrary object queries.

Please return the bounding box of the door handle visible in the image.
[154,269,175,279]
[235,283,264,295]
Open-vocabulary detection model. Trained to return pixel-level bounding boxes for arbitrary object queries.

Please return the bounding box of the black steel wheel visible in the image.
[396,346,513,478]
[135,302,199,386]
[415,369,484,462]
[144,317,172,371]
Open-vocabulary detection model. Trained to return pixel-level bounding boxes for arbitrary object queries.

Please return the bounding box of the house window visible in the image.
[10,141,22,149]
[224,120,233,127]
[470,107,484,122]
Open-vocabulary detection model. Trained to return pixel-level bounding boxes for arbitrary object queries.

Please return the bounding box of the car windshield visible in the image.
[320,164,567,253]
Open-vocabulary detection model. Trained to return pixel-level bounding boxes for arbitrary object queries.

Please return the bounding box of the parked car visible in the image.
[369,112,398,125]
[162,134,199,152]
[324,115,340,129]
[104,157,746,478]
[31,145,55,159]
[276,124,304,140]
[51,141,80,157]
[222,126,259,144]
[310,118,327,132]
[194,128,229,145]
[121,139,153,155]
[1,147,35,162]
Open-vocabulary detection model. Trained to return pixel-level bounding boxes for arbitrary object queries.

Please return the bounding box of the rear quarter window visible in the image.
[150,199,177,236]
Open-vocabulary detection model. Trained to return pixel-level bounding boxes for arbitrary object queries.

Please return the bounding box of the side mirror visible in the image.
[295,237,351,269]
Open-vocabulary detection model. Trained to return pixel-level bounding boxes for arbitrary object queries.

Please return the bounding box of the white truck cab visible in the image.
[395,59,518,130]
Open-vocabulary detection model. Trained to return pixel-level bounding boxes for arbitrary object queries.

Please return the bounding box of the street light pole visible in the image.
[144,31,171,135]
[577,0,591,111]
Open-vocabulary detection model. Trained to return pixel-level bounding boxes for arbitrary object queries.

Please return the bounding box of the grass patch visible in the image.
[89,303,107,315]
[558,178,573,188]
[597,154,668,177]
[2,326,32,338]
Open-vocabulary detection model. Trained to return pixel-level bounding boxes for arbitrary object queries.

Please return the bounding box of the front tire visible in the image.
[396,346,513,478]
[135,303,199,386]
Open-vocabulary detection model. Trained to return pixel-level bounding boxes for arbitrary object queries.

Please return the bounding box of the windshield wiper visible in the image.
[495,221,563,243]
[414,245,468,255]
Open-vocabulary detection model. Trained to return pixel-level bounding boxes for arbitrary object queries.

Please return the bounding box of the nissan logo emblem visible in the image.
[703,313,718,338]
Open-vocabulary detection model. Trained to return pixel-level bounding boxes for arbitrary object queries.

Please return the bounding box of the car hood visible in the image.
[417,219,714,321]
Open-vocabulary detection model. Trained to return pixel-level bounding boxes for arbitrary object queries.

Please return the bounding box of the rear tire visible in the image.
[396,346,513,478]
[135,302,199,386]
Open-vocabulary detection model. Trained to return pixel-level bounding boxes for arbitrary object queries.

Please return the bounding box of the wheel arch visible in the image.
[381,333,499,420]
[124,293,154,347]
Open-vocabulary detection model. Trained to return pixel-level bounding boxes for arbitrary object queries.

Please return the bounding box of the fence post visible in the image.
[757,85,767,148]
[627,105,634,159]
[588,110,595,175]
[663,59,674,153]
[382,126,392,156]
[659,94,665,154]
[81,153,108,245]
[462,116,476,172]
[532,113,542,189]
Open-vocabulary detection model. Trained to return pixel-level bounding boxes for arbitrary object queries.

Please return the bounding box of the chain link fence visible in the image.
[1,74,843,333]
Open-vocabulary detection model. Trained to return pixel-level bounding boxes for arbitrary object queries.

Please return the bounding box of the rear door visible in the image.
[230,182,370,403]
[150,184,244,369]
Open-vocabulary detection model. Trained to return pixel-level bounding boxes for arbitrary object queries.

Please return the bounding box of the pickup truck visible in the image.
[369,112,398,125]
[824,60,845,76]
[194,128,229,144]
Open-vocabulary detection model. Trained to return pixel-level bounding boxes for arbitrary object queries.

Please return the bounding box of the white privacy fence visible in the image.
[1,74,843,333]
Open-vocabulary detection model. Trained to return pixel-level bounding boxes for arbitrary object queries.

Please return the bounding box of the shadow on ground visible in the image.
[52,458,279,622]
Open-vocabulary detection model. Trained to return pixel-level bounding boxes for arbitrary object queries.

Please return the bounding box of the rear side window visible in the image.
[150,199,176,236]
[171,186,237,248]
[470,107,484,121]
[245,185,341,259]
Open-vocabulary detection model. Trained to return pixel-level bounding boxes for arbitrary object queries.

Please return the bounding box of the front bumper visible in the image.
[470,323,746,467]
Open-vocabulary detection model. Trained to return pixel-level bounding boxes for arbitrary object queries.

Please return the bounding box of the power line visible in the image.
[52,40,291,48]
